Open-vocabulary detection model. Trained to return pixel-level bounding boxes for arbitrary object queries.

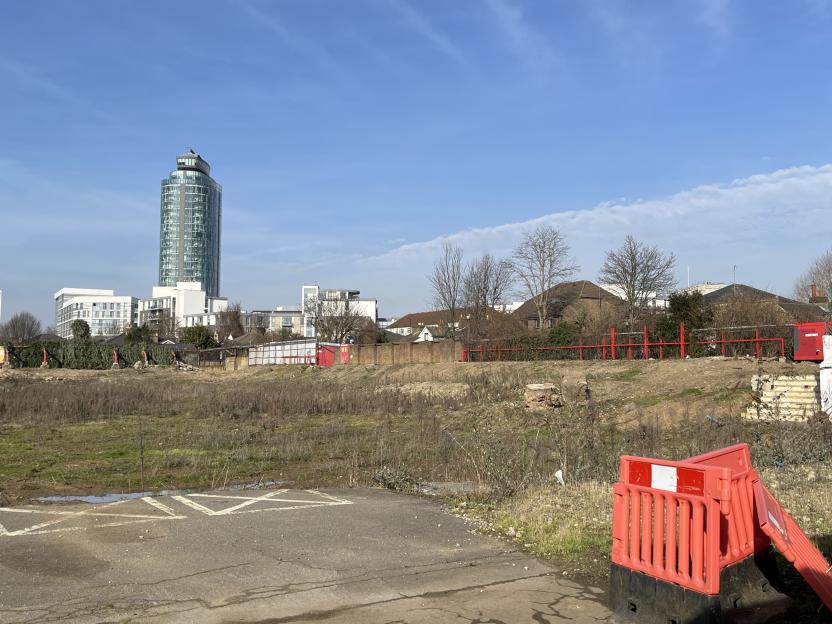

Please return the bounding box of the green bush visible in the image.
[181,325,217,349]
[7,341,176,369]
[71,319,91,341]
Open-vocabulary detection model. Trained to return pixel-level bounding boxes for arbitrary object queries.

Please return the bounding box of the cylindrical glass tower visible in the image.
[158,149,222,297]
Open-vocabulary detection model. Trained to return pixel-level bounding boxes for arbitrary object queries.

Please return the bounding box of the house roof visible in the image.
[512,280,624,319]
[387,310,459,329]
[381,330,415,343]
[704,283,827,322]
[387,307,509,330]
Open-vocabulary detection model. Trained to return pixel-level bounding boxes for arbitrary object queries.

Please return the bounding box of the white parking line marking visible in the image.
[0,498,187,537]
[0,490,352,536]
[21,517,181,536]
[172,495,218,515]
[190,492,297,502]
[215,490,287,515]
[142,497,178,516]
[0,508,180,520]
[224,503,331,515]
[191,493,331,505]
[1,501,124,535]
[307,490,352,504]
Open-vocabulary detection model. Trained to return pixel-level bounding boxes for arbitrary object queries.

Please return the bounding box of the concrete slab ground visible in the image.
[0,488,612,623]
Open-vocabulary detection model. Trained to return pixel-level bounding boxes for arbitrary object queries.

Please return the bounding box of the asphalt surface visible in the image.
[0,487,612,623]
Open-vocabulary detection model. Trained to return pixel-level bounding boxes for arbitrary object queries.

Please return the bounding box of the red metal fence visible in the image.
[462,322,786,362]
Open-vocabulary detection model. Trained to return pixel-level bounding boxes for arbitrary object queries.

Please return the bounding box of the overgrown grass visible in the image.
[1,361,831,621]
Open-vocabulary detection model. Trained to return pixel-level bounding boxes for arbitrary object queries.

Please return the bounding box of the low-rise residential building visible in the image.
[139,282,228,332]
[300,284,378,338]
[387,310,459,337]
[703,283,827,323]
[54,288,138,338]
[237,308,303,336]
[513,280,624,330]
[270,306,304,335]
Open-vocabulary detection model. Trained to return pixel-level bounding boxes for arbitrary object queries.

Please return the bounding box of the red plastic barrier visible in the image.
[612,455,732,595]
[754,479,832,610]
[687,444,770,568]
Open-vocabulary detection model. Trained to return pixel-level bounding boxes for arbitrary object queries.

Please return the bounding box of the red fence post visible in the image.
[41,348,48,368]
[755,329,761,360]
[680,321,686,359]
[627,336,633,360]
[659,336,664,360]
[611,327,616,360]
[643,325,649,360]
[720,332,725,357]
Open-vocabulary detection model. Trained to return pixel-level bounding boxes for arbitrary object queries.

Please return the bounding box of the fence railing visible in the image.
[462,322,786,363]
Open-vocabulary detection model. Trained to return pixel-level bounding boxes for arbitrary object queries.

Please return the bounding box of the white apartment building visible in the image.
[54,288,138,339]
[300,285,378,338]
[139,282,228,330]
[270,306,304,336]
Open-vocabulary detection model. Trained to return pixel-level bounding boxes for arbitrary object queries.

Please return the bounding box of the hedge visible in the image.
[6,341,178,369]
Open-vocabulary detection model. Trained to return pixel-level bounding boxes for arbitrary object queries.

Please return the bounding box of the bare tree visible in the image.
[463,253,514,338]
[511,225,578,330]
[429,242,464,336]
[217,302,245,341]
[793,250,832,302]
[1,311,42,343]
[311,299,367,343]
[599,235,676,328]
[151,310,179,342]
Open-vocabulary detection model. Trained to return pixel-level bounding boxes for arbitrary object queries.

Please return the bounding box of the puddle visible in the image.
[33,480,284,505]
[37,491,159,504]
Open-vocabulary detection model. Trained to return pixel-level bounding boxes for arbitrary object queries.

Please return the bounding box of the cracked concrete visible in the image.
[0,488,611,623]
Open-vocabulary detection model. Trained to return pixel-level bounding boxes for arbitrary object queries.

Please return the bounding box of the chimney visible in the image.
[810,285,830,311]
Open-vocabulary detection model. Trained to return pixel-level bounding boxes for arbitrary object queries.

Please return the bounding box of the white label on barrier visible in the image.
[651,465,678,493]
[767,511,785,537]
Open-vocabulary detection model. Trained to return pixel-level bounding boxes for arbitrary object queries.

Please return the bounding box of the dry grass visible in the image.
[1,359,831,621]
[452,482,613,578]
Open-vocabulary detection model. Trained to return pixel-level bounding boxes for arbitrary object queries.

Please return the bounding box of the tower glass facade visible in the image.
[158,149,222,297]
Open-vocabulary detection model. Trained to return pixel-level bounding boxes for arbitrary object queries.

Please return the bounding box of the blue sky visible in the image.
[2,0,832,324]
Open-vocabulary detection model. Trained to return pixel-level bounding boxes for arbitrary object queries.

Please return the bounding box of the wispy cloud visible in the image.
[385,0,467,66]
[485,0,557,77]
[586,1,665,66]
[0,55,119,124]
[240,2,347,79]
[355,164,832,308]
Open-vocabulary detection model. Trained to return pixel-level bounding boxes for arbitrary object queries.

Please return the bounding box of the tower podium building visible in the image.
[158,149,222,297]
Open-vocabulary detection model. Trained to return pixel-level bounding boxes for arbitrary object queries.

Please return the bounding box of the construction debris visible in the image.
[524,383,563,410]
[746,374,820,421]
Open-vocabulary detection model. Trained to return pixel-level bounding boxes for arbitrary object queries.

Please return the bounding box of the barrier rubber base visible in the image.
[609,550,788,624]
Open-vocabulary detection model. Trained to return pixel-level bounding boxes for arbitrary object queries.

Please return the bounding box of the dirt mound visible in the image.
[375,381,471,400]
